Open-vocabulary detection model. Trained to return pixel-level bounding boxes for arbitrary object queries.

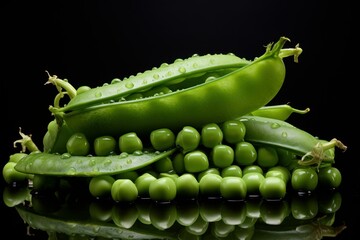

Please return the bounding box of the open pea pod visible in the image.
[14,148,176,177]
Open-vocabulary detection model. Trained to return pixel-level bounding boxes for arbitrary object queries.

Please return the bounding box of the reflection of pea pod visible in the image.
[14,148,176,177]
[15,205,178,240]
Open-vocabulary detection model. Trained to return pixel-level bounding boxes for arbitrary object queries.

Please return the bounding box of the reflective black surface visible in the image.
[2,0,356,239]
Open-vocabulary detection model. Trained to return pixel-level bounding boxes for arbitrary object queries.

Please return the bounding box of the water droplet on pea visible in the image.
[271,123,281,129]
[133,150,143,156]
[104,159,112,166]
[111,78,121,84]
[160,63,169,68]
[95,92,102,98]
[174,58,183,63]
[119,152,129,158]
[126,159,133,164]
[125,82,134,89]
[166,71,173,77]
[192,62,199,68]
[282,132,288,138]
[25,162,33,171]
[60,153,71,159]
[178,66,186,73]
[205,76,217,83]
[153,74,160,80]
[67,167,76,175]
[89,159,96,166]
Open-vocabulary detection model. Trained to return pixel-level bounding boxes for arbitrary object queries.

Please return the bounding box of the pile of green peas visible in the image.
[3,118,342,203]
[39,119,340,203]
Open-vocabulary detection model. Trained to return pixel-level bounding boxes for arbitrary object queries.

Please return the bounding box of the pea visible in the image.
[199,173,222,197]
[94,136,116,156]
[259,177,286,200]
[175,173,199,199]
[235,142,257,166]
[66,132,90,156]
[184,150,209,173]
[198,168,220,181]
[135,172,157,198]
[153,157,174,173]
[242,172,265,196]
[266,166,291,183]
[2,162,28,184]
[242,165,263,175]
[9,153,28,163]
[256,146,279,168]
[220,176,247,200]
[89,175,115,198]
[317,166,342,190]
[172,152,185,174]
[210,144,234,168]
[119,132,143,154]
[176,126,201,153]
[221,120,246,144]
[149,177,177,202]
[111,179,138,202]
[201,123,223,148]
[150,128,175,151]
[291,167,318,192]
[221,165,242,178]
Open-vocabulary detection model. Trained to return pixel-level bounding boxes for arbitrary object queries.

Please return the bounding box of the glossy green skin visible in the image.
[59,37,292,139]
[58,54,252,113]
[14,149,176,177]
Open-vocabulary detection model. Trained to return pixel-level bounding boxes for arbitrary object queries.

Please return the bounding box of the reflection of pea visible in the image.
[149,202,177,230]
[2,186,31,207]
[318,191,342,214]
[176,200,199,226]
[260,200,289,225]
[291,194,318,220]
[221,201,247,225]
[112,203,138,229]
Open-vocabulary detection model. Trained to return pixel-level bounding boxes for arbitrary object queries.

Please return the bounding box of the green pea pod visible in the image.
[14,148,176,177]
[53,37,302,139]
[48,53,252,112]
[238,115,347,167]
[250,104,310,120]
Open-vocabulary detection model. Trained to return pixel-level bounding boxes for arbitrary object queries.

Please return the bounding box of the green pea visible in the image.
[201,123,223,148]
[256,146,279,168]
[317,166,342,190]
[220,176,247,200]
[199,173,222,197]
[172,152,185,174]
[150,128,175,151]
[66,132,90,156]
[135,172,157,198]
[184,150,209,173]
[259,177,286,200]
[242,172,265,196]
[198,168,220,181]
[176,126,200,153]
[210,144,234,168]
[242,165,263,175]
[235,142,257,166]
[266,166,291,183]
[153,157,174,173]
[221,120,246,144]
[111,179,138,202]
[221,165,242,178]
[94,135,116,156]
[89,175,115,198]
[9,153,28,163]
[119,132,143,154]
[175,173,199,199]
[149,177,177,202]
[2,162,28,184]
[291,167,318,192]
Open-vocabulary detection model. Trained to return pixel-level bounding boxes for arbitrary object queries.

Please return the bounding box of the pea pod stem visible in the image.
[13,128,39,153]
[45,71,77,100]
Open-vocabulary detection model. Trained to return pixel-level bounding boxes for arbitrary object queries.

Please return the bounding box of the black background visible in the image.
[1,0,357,239]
